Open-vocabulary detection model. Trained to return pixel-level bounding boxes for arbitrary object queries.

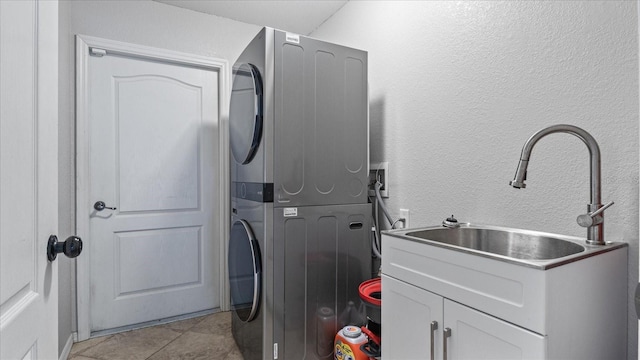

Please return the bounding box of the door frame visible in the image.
[75,35,230,341]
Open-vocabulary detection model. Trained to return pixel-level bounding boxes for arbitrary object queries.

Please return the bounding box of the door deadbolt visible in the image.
[94,201,116,211]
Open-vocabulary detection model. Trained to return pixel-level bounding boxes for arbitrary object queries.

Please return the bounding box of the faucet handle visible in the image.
[577,201,614,227]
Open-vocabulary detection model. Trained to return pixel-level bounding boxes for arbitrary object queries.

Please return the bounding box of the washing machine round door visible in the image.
[230,63,263,165]
[228,219,262,322]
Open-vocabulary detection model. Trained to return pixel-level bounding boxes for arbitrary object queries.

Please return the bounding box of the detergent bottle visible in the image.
[334,325,368,360]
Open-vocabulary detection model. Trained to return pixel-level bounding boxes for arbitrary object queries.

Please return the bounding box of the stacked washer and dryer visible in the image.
[228,28,371,360]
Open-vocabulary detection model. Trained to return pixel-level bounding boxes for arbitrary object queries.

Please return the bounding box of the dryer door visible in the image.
[230,63,263,165]
[229,219,262,322]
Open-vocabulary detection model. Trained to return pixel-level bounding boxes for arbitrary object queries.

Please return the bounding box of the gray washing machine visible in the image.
[228,27,371,360]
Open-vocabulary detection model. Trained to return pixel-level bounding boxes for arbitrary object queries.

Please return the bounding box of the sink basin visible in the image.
[406,227,584,260]
[386,223,626,269]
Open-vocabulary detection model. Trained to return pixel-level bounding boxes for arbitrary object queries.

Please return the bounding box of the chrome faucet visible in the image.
[509,124,612,245]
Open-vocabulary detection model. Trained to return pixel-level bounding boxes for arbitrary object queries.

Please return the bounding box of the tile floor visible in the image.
[68,311,243,360]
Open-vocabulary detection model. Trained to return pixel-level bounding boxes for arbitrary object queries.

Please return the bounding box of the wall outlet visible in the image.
[400,208,410,228]
[368,162,389,198]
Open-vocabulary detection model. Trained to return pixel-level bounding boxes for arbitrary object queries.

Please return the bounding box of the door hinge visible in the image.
[273,342,278,359]
[89,47,107,57]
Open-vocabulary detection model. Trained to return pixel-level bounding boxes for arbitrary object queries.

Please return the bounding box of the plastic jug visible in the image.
[334,326,369,360]
[338,301,366,329]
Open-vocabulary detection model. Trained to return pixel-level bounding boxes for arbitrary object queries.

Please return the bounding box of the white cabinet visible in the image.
[383,275,443,359]
[383,276,545,360]
[381,232,627,360]
[444,297,545,360]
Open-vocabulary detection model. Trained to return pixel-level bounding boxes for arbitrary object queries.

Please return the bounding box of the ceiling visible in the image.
[155,0,348,35]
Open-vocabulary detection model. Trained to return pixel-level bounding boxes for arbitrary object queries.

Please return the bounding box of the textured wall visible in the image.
[58,0,259,354]
[312,1,639,358]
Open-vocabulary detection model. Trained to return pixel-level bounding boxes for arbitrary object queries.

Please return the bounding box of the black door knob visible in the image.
[94,201,116,211]
[47,235,83,261]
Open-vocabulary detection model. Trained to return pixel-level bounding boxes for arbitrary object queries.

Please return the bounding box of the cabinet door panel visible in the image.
[382,275,443,360]
[444,300,546,360]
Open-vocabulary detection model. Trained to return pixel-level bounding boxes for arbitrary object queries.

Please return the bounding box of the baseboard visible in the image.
[89,308,219,338]
[59,333,75,360]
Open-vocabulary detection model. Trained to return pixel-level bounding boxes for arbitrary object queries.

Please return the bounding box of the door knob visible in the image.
[94,201,116,211]
[47,235,83,261]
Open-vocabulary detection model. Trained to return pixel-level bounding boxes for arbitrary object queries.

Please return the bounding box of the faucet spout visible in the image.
[509,124,607,245]
[509,159,528,189]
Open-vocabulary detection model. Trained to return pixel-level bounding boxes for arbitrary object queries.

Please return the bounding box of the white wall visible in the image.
[312,1,639,359]
[57,0,259,354]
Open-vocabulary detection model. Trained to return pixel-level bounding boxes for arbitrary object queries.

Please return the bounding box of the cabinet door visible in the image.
[443,300,546,360]
[382,275,444,360]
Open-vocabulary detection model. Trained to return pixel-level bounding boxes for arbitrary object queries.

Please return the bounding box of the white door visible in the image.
[381,275,444,360]
[86,46,220,331]
[444,300,546,360]
[0,0,59,359]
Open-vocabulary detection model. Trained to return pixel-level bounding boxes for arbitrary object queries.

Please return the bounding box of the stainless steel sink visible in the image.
[406,227,584,260]
[386,223,626,269]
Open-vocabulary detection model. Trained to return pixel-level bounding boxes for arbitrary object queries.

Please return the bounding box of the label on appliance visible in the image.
[283,207,298,217]
[285,32,300,44]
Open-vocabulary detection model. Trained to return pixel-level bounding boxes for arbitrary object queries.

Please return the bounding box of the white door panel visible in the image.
[0,0,59,358]
[87,49,219,331]
[381,275,444,360]
[444,300,546,360]
[115,75,201,212]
